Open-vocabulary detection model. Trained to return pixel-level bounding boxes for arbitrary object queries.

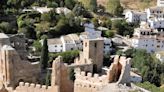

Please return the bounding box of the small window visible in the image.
[94,43,97,48]
[85,42,87,47]
[157,45,160,48]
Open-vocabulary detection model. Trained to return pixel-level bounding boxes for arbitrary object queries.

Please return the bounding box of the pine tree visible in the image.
[40,38,48,70]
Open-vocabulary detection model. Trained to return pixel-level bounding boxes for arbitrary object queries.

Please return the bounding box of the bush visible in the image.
[50,50,79,64]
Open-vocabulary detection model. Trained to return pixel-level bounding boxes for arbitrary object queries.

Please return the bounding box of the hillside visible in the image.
[121,0,156,10]
[97,0,157,11]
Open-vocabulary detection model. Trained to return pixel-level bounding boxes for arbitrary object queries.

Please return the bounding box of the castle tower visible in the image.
[157,0,164,7]
[51,56,61,87]
[51,56,74,92]
[83,39,104,72]
[0,45,15,87]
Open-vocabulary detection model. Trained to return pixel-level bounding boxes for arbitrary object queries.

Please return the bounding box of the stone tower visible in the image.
[51,56,61,87]
[51,56,74,92]
[0,45,15,87]
[83,39,104,72]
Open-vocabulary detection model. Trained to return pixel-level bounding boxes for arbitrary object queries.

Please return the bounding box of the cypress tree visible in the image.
[40,38,48,70]
[45,70,51,86]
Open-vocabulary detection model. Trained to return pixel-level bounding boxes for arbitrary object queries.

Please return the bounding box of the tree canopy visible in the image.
[107,0,123,16]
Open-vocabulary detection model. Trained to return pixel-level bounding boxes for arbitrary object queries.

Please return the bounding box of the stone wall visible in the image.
[15,82,59,92]
[74,71,109,92]
[0,45,40,88]
[74,55,131,92]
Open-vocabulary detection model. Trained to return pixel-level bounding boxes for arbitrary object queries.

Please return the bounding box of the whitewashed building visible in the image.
[145,6,164,28]
[47,22,112,55]
[157,0,164,7]
[131,22,164,53]
[55,7,71,15]
[47,34,82,53]
[103,38,112,55]
[48,38,63,52]
[125,10,147,23]
[156,51,164,62]
[32,6,53,14]
[125,0,164,29]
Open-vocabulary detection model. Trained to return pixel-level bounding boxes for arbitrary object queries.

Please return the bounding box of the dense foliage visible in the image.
[136,82,164,92]
[49,50,79,64]
[123,49,164,87]
[107,0,123,16]
[112,19,136,37]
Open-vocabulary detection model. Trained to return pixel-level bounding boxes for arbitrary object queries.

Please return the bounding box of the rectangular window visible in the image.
[95,43,97,48]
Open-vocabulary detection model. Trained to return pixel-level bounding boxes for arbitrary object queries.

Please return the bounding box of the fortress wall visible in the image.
[15,82,59,92]
[74,71,108,92]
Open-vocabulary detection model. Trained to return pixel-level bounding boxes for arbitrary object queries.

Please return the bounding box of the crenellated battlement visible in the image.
[18,82,50,89]
[75,71,108,85]
[15,82,59,92]
[74,71,108,92]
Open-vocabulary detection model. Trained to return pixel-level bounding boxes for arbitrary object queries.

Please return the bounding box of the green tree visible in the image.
[124,49,164,87]
[49,50,79,64]
[105,30,115,38]
[92,18,99,27]
[45,70,51,86]
[136,82,161,92]
[41,13,51,22]
[107,0,123,16]
[19,25,36,39]
[0,22,12,34]
[47,1,58,8]
[40,38,49,70]
[64,0,76,9]
[112,19,134,36]
[33,40,42,52]
[69,68,75,81]
[89,0,97,12]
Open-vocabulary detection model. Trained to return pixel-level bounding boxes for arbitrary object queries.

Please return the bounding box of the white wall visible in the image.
[103,38,112,55]
[48,44,63,52]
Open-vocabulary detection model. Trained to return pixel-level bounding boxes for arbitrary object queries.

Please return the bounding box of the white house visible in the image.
[47,38,63,52]
[125,0,164,29]
[157,0,164,7]
[80,22,102,39]
[145,6,164,28]
[156,51,164,62]
[32,6,53,14]
[55,7,71,15]
[131,22,164,53]
[47,34,81,53]
[103,38,112,55]
[84,22,95,33]
[125,10,147,23]
[130,72,142,83]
